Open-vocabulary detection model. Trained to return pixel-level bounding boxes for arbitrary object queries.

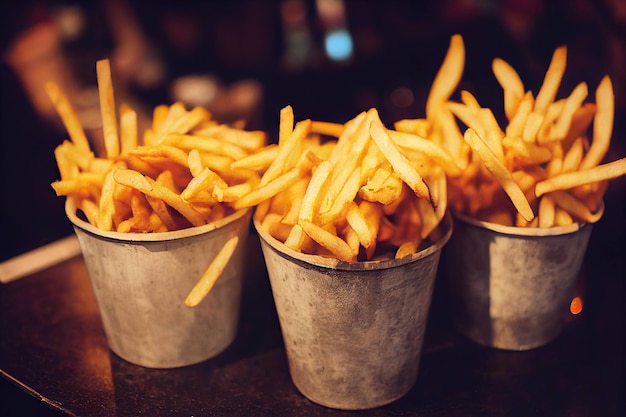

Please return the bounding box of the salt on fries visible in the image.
[403,37,626,227]
[48,58,266,306]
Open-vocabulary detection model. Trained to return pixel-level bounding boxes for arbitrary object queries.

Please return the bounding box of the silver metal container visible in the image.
[444,211,596,351]
[67,200,252,368]
[256,214,452,410]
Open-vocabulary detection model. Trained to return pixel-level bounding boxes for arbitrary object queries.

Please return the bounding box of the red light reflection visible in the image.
[569,296,583,315]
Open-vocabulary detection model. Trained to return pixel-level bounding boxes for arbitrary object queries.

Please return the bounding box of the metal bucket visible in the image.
[444,211,597,351]
[66,199,252,368]
[255,214,452,410]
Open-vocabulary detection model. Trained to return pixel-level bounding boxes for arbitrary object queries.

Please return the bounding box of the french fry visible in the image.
[299,160,333,223]
[279,105,294,144]
[299,220,355,262]
[260,119,311,186]
[550,82,588,141]
[234,161,312,210]
[185,234,239,307]
[579,75,614,170]
[369,119,431,201]
[425,34,465,120]
[533,46,567,116]
[96,59,120,158]
[119,103,138,157]
[535,158,626,197]
[492,57,525,121]
[463,129,534,221]
[45,82,91,153]
[113,169,206,227]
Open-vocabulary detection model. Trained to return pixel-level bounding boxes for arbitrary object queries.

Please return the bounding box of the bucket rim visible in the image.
[65,198,252,243]
[451,201,603,237]
[254,211,452,271]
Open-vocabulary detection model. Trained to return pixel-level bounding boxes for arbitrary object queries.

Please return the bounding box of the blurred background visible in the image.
[1,0,625,262]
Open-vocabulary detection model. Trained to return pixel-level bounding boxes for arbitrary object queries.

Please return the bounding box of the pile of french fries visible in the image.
[396,35,626,228]
[49,59,267,234]
[235,104,451,263]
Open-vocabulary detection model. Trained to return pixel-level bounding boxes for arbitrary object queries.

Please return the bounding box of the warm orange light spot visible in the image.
[570,296,583,315]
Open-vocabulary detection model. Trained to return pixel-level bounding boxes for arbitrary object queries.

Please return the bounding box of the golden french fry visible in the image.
[538,194,556,228]
[299,160,333,223]
[230,144,279,171]
[96,59,120,158]
[168,106,210,136]
[369,119,430,200]
[113,169,206,226]
[130,145,190,168]
[394,118,431,137]
[185,234,239,307]
[533,45,567,115]
[554,207,574,227]
[562,103,595,150]
[181,167,228,201]
[260,119,311,186]
[119,103,138,157]
[153,102,187,141]
[311,121,344,138]
[186,149,204,177]
[561,137,584,173]
[460,90,481,109]
[522,112,544,143]
[549,190,603,223]
[505,91,534,140]
[502,136,552,166]
[45,81,90,153]
[97,169,118,231]
[344,202,376,250]
[492,57,525,121]
[53,142,82,180]
[164,133,249,160]
[284,223,312,252]
[195,124,266,151]
[535,157,626,197]
[426,33,465,120]
[234,162,311,210]
[318,167,361,225]
[79,198,100,226]
[580,75,614,170]
[464,128,534,221]
[388,130,462,177]
[395,237,422,259]
[550,81,588,141]
[152,104,169,134]
[299,220,355,262]
[279,105,295,145]
[320,112,373,214]
[535,98,564,144]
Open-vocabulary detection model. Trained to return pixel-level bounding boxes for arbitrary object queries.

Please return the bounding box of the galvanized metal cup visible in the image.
[444,210,600,351]
[66,200,252,368]
[255,214,452,410]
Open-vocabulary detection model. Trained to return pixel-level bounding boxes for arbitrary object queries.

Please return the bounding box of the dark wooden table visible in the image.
[1,193,624,417]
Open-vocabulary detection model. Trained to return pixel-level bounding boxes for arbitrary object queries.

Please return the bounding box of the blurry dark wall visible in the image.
[1,0,625,261]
